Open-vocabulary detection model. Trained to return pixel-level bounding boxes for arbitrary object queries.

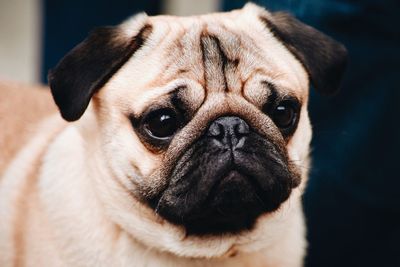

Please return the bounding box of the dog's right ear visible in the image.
[244,3,347,95]
[48,14,152,122]
[261,12,347,96]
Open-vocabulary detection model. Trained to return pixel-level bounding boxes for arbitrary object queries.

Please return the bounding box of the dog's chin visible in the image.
[178,169,274,235]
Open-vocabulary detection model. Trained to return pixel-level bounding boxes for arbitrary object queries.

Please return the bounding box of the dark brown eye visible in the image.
[272,100,298,130]
[144,108,180,139]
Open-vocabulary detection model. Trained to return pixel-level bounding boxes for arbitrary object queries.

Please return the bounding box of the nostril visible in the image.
[235,121,250,137]
[207,122,224,138]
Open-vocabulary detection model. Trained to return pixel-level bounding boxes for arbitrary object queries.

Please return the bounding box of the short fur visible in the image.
[0,4,346,267]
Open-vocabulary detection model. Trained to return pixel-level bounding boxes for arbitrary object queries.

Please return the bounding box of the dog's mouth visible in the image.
[149,131,300,236]
[177,167,266,235]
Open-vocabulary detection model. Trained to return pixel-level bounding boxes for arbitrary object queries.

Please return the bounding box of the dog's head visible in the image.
[49,3,346,258]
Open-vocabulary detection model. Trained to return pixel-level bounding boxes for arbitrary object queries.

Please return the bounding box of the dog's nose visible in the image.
[207,116,250,148]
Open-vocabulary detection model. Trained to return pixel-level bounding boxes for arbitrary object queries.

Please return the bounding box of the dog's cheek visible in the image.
[286,106,312,182]
[100,119,162,191]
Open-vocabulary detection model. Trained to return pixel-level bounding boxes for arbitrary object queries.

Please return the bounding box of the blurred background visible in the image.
[0,0,399,266]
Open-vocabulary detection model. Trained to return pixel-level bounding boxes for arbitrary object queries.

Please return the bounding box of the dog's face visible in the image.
[49,4,346,257]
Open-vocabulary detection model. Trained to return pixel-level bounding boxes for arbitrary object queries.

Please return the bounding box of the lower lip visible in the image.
[216,169,251,188]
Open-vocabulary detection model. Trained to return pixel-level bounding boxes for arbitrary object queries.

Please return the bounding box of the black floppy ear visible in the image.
[260,12,347,95]
[48,20,152,121]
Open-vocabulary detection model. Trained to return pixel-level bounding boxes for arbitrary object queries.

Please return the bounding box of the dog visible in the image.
[0,3,347,267]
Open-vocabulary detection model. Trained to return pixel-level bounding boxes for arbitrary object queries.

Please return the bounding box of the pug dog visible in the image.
[0,3,347,267]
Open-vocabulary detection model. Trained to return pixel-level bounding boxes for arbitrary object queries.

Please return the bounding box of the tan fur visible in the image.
[0,81,57,175]
[0,4,316,267]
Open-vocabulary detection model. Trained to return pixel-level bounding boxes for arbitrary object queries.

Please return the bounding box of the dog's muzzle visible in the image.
[151,116,300,235]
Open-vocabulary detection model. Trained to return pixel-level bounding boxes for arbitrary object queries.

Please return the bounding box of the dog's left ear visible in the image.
[48,15,152,121]
[259,11,348,95]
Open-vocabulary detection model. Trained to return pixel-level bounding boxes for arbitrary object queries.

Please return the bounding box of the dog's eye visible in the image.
[272,100,298,130]
[144,108,180,139]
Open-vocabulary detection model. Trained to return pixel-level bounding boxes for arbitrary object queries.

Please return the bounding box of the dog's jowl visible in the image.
[0,3,346,267]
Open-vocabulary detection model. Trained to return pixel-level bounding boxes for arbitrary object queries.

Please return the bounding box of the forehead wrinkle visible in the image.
[129,80,189,116]
[200,31,245,97]
[200,34,227,93]
[149,12,306,90]
[150,18,285,96]
[240,68,274,106]
[153,23,207,89]
[211,25,243,94]
[202,21,289,96]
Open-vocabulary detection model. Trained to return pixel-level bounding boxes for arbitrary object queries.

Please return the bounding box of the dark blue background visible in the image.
[43,1,400,266]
